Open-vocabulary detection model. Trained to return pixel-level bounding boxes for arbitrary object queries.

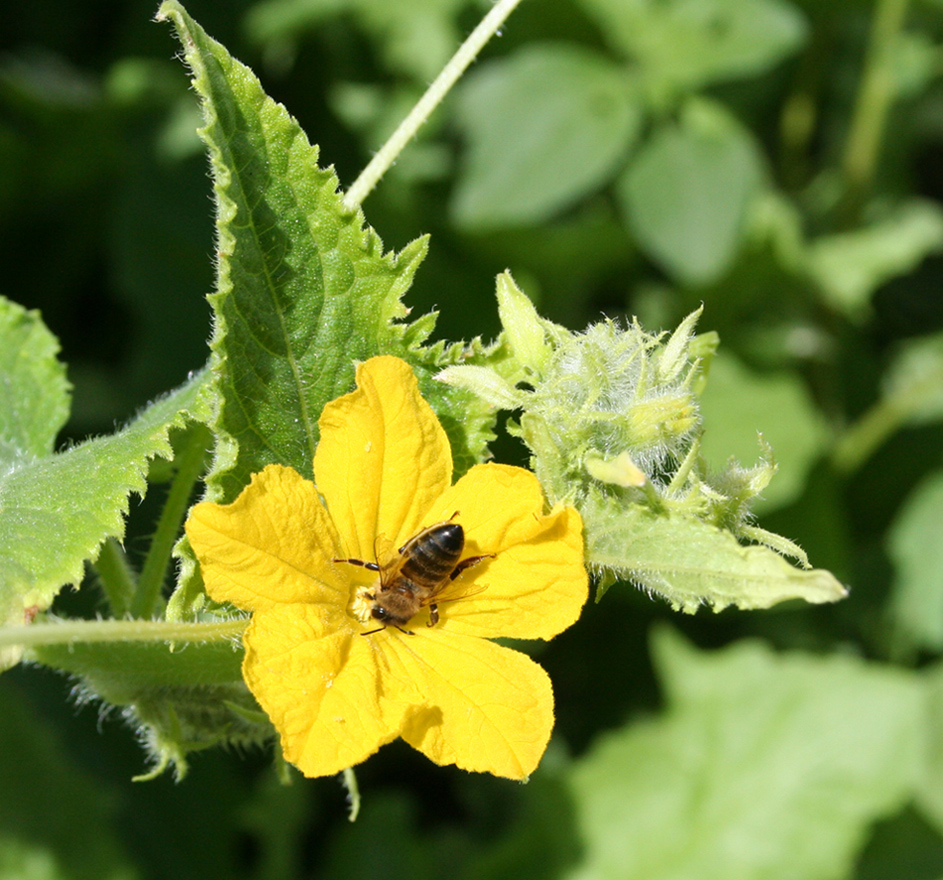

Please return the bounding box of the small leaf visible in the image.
[0,370,210,668]
[697,353,829,511]
[882,330,943,426]
[585,499,846,612]
[495,271,555,376]
[618,98,763,286]
[888,470,943,656]
[245,0,467,81]
[0,297,71,463]
[806,200,943,318]
[452,43,641,230]
[568,628,923,880]
[578,0,808,99]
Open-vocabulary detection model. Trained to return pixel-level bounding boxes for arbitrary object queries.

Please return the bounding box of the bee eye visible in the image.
[372,607,391,622]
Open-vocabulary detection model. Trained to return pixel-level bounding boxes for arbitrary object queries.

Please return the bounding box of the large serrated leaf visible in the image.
[585,501,846,612]
[566,628,922,880]
[157,1,440,503]
[0,369,210,666]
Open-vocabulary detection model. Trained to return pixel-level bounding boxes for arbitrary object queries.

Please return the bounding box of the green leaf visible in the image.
[697,353,830,512]
[881,330,943,426]
[452,43,641,230]
[889,470,943,656]
[915,662,943,834]
[618,99,763,286]
[577,0,807,100]
[567,628,923,880]
[0,370,210,666]
[584,499,846,612]
[157,1,484,504]
[805,200,943,318]
[0,296,70,463]
[245,0,468,81]
[832,330,943,475]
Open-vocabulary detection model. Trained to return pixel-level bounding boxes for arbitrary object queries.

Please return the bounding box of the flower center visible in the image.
[350,584,376,625]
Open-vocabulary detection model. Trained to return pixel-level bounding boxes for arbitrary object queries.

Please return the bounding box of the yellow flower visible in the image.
[186,356,587,780]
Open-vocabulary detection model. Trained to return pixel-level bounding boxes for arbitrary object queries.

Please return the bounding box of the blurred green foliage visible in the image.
[4,0,943,878]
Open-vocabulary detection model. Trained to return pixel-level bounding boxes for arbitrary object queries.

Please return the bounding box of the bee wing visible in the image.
[373,533,401,587]
[420,579,488,608]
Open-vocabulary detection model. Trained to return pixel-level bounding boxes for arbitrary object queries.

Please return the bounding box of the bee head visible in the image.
[371,606,393,622]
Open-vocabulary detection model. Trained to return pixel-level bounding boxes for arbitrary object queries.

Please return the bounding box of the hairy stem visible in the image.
[0,617,247,650]
[342,0,524,211]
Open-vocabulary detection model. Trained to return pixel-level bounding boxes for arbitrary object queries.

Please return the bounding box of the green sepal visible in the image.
[31,637,270,780]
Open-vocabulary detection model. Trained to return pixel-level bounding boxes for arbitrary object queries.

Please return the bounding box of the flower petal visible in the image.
[243,603,424,777]
[314,356,452,560]
[390,629,555,780]
[419,464,587,640]
[186,464,346,613]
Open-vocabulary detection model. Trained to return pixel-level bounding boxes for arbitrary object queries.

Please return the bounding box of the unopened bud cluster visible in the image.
[438,273,711,508]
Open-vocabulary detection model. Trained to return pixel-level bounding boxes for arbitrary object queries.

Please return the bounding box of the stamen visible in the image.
[350,585,375,625]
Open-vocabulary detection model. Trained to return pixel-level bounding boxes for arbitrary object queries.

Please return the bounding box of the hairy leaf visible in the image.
[158,1,493,503]
[585,500,846,612]
[0,370,210,667]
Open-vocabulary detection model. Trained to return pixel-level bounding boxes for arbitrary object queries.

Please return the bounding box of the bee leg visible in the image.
[427,603,439,627]
[333,557,380,572]
[360,623,416,637]
[449,553,495,579]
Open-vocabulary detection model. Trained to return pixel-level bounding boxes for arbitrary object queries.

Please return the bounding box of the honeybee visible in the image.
[334,513,492,635]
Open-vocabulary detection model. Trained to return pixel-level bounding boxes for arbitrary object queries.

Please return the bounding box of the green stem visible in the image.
[838,0,911,224]
[342,767,361,822]
[831,396,908,475]
[342,0,525,211]
[131,425,211,619]
[94,537,138,618]
[0,617,247,651]
[831,359,943,473]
